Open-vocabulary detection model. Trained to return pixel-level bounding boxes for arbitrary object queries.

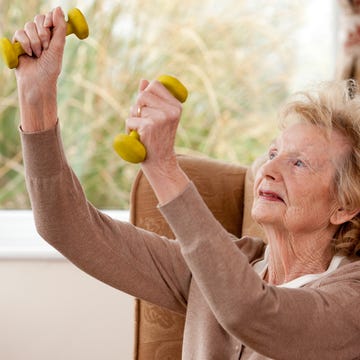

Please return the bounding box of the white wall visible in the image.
[0,258,134,360]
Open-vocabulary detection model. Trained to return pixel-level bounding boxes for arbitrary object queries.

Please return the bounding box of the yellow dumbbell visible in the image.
[113,74,188,163]
[0,8,89,69]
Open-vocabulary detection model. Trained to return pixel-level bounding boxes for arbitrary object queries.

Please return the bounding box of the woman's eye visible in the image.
[269,151,276,160]
[294,159,305,167]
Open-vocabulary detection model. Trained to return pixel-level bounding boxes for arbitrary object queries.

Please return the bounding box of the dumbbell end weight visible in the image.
[157,74,188,103]
[113,131,147,164]
[0,38,21,69]
[66,8,89,39]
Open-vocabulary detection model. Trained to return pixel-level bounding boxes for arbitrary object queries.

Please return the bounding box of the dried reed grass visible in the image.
[0,0,302,208]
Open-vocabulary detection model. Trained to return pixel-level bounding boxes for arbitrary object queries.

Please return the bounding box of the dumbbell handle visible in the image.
[113,75,188,164]
[0,8,88,69]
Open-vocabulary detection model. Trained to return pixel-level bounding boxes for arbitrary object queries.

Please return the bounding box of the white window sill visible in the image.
[0,210,129,260]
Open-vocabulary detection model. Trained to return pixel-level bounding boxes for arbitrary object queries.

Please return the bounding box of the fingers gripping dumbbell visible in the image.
[0,8,89,69]
[113,75,188,164]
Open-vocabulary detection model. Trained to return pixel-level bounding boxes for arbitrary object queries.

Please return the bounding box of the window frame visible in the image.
[0,210,129,259]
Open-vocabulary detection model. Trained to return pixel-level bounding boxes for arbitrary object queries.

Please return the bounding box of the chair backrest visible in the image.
[130,154,263,359]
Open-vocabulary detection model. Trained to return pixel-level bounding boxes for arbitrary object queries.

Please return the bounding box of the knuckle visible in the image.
[137,92,146,104]
[169,104,182,120]
[13,29,25,38]
[34,14,44,22]
[24,21,35,30]
[125,117,132,127]
[38,28,49,40]
[31,38,41,48]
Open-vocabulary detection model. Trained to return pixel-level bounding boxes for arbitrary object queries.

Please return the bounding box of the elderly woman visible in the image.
[15,7,360,360]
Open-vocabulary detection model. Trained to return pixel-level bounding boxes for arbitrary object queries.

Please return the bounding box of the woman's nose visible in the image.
[260,157,283,181]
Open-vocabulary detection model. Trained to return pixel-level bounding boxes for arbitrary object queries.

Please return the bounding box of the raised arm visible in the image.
[14,7,66,132]
[126,79,191,204]
[14,8,191,313]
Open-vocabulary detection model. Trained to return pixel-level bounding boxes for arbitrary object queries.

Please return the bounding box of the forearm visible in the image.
[18,79,58,132]
[141,157,191,205]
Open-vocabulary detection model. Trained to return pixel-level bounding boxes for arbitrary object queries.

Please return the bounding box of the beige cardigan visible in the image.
[21,124,360,360]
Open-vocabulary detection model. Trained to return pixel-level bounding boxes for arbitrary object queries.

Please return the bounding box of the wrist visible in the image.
[18,81,58,132]
[141,153,180,185]
[142,158,191,205]
[17,77,57,103]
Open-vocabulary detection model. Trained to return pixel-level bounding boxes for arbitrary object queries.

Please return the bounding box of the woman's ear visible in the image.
[330,206,360,225]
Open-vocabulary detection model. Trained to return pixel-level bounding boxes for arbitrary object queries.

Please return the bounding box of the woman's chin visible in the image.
[251,205,282,225]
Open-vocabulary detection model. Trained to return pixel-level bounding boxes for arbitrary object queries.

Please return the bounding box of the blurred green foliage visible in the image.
[0,0,303,209]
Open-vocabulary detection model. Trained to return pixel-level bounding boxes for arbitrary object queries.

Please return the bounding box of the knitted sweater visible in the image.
[21,124,360,360]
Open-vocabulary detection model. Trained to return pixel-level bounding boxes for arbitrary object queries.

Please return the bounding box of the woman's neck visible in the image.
[263,227,334,285]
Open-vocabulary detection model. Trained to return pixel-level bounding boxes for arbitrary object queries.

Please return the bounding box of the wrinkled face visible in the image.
[252,122,349,235]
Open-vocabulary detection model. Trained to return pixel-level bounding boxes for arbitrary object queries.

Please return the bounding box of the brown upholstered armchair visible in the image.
[129,154,264,359]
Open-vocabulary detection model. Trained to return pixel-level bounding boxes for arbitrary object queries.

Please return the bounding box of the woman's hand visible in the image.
[127,79,190,204]
[14,7,66,132]
[127,79,182,166]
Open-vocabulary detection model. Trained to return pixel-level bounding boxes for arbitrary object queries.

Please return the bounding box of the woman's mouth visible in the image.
[259,190,284,203]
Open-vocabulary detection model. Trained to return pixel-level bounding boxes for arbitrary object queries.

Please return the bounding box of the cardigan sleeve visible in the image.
[159,182,360,360]
[20,122,190,314]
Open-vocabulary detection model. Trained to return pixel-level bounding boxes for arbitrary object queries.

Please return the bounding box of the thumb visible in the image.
[49,7,66,54]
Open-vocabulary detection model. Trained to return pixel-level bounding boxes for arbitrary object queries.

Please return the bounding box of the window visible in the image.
[0,0,336,255]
